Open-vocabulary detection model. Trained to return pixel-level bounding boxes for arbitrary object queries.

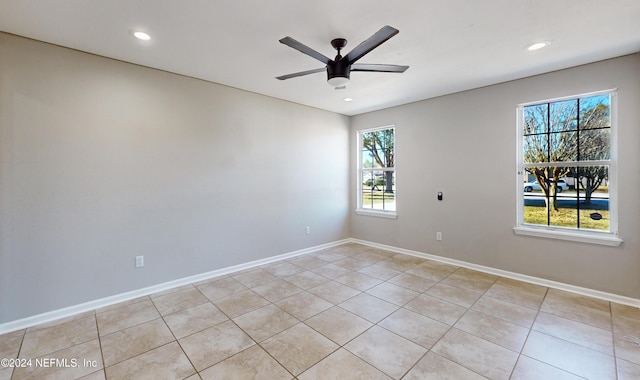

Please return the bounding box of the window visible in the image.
[515,90,622,246]
[357,126,396,217]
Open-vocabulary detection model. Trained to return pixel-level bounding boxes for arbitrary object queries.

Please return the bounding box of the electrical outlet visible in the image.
[305,226,311,235]
[436,232,442,241]
[135,255,144,268]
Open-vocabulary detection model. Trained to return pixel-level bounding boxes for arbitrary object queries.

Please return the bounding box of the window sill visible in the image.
[355,209,397,219]
[513,226,623,247]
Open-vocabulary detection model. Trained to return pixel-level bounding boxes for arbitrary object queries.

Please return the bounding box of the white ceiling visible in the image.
[1,0,639,116]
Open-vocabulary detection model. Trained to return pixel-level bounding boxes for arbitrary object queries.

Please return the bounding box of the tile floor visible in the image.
[1,243,640,379]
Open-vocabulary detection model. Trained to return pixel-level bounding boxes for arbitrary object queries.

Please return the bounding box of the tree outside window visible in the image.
[520,92,614,232]
[358,127,396,214]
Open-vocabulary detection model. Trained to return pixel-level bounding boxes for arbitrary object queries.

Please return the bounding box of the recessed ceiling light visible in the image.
[132,31,151,41]
[344,97,353,102]
[526,41,550,51]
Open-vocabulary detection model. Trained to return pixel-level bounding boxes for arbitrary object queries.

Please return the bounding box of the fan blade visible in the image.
[276,67,325,80]
[279,37,332,64]
[351,63,409,73]
[343,26,399,64]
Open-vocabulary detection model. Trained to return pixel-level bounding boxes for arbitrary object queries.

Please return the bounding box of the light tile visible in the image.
[454,310,529,352]
[261,261,305,277]
[440,269,497,293]
[151,287,209,316]
[405,262,457,282]
[251,278,303,302]
[425,282,482,308]
[472,294,538,328]
[0,329,25,359]
[311,263,353,279]
[403,351,487,380]
[379,308,449,349]
[232,268,278,288]
[212,289,270,318]
[522,330,616,379]
[613,311,640,336]
[19,314,98,358]
[25,311,96,333]
[150,284,194,298]
[283,271,331,290]
[333,257,372,271]
[275,291,333,320]
[618,358,640,380]
[4,247,635,380]
[405,294,467,325]
[614,330,640,365]
[104,341,195,379]
[357,264,402,281]
[334,271,383,291]
[199,345,292,380]
[233,304,299,342]
[288,255,330,270]
[163,302,228,339]
[387,272,436,293]
[345,326,427,379]
[355,250,393,263]
[305,306,373,345]
[352,251,388,265]
[432,328,518,380]
[96,298,160,336]
[339,293,398,323]
[366,282,419,306]
[100,318,174,367]
[546,288,610,312]
[196,276,247,301]
[511,355,583,380]
[78,369,106,379]
[312,250,348,262]
[541,289,612,330]
[12,339,103,380]
[376,257,417,272]
[179,320,255,371]
[484,278,546,310]
[261,323,339,376]
[612,303,640,321]
[532,311,614,355]
[0,367,11,380]
[307,281,360,305]
[299,348,391,380]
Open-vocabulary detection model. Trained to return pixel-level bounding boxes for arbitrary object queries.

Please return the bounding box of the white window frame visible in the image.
[356,125,397,219]
[514,89,622,246]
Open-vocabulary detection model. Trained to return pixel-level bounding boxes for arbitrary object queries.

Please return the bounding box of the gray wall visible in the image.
[0,33,350,323]
[351,54,640,299]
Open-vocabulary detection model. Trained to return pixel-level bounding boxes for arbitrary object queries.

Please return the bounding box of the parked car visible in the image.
[523,179,569,192]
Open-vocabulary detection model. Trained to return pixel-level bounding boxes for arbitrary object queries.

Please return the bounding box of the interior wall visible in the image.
[0,33,351,323]
[350,54,640,299]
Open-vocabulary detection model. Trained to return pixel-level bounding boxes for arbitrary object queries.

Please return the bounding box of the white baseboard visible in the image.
[2,237,637,334]
[349,238,640,309]
[0,239,349,334]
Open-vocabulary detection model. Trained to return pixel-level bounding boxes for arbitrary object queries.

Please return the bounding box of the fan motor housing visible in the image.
[327,59,351,82]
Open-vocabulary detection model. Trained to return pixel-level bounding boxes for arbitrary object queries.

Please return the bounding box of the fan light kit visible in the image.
[276,26,408,88]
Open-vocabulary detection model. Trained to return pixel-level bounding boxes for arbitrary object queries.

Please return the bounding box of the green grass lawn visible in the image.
[362,189,395,207]
[524,206,609,230]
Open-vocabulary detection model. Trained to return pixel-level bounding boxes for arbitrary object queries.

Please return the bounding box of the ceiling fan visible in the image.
[276,25,409,88]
